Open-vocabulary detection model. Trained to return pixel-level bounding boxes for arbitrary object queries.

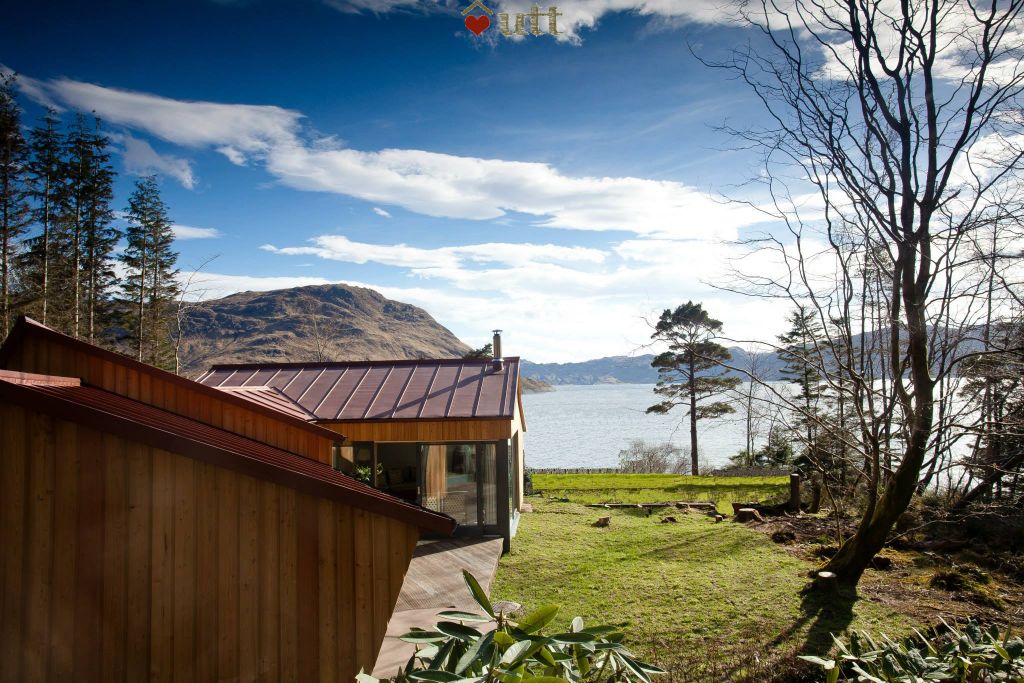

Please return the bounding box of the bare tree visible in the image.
[171,254,219,376]
[704,0,1024,585]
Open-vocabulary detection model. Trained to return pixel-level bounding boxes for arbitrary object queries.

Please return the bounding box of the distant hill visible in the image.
[521,350,787,386]
[177,284,472,377]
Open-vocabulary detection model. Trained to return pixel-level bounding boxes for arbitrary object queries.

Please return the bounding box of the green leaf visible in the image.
[429,640,457,670]
[438,610,492,623]
[408,670,464,683]
[455,632,494,675]
[521,677,570,683]
[500,640,534,666]
[463,570,495,618]
[618,653,653,683]
[549,632,598,645]
[401,631,449,644]
[436,622,483,642]
[493,631,516,648]
[518,605,560,635]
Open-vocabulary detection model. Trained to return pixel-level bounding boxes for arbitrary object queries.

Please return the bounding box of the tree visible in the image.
[706,0,1024,584]
[618,440,685,474]
[0,74,30,335]
[646,302,741,474]
[22,108,64,327]
[777,306,825,451]
[463,342,494,359]
[121,176,179,368]
[61,113,118,340]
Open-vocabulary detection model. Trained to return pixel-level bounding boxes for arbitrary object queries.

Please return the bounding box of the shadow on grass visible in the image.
[771,584,857,657]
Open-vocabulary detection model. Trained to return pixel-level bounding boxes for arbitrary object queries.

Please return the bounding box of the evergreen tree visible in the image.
[646,301,741,475]
[62,113,118,340]
[121,175,179,368]
[22,108,65,327]
[79,117,118,344]
[0,74,30,335]
[777,306,825,451]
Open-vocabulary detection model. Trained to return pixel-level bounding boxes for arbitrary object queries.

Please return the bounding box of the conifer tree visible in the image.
[23,108,65,326]
[0,74,30,335]
[121,175,179,368]
[646,301,741,474]
[79,117,118,344]
[777,306,825,450]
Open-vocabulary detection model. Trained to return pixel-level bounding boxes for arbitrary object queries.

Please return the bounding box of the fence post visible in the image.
[788,473,801,513]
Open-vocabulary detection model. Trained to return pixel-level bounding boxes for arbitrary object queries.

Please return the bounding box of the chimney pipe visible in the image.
[492,330,503,360]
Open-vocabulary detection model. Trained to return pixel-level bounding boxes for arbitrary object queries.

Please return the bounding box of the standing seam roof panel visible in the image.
[197,359,521,421]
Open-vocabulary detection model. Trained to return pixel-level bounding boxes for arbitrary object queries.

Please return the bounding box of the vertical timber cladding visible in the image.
[0,401,419,683]
[0,333,336,464]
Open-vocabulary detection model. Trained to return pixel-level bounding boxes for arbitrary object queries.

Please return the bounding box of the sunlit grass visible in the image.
[492,498,909,683]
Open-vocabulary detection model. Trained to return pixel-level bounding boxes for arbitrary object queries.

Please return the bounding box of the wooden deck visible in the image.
[395,537,504,611]
[373,537,504,677]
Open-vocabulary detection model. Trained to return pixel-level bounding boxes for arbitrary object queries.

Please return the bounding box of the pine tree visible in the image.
[646,301,741,474]
[121,176,179,368]
[0,74,30,335]
[22,108,65,327]
[78,117,118,344]
[777,306,825,451]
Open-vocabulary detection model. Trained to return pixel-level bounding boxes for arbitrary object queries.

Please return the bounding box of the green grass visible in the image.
[532,473,790,514]
[492,498,909,683]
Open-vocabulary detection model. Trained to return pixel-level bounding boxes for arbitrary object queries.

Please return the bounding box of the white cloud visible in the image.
[262,234,608,268]
[172,224,222,240]
[16,74,766,239]
[373,207,393,218]
[122,135,196,189]
[178,272,339,301]
[265,145,764,238]
[16,74,303,165]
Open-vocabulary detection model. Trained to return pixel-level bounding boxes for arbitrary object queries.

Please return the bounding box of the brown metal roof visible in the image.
[216,385,318,421]
[197,358,522,422]
[0,317,343,443]
[0,372,456,535]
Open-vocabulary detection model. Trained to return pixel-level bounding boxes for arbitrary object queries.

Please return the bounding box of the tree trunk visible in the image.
[40,182,49,326]
[824,240,935,585]
[689,355,698,475]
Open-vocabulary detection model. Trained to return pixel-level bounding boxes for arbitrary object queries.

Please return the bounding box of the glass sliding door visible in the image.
[480,443,498,529]
[420,444,480,527]
[418,442,501,533]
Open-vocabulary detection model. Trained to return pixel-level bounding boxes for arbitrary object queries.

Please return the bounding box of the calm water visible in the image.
[521,384,757,470]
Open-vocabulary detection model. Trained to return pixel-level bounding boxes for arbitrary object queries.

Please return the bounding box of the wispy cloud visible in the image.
[16,74,766,239]
[173,224,222,240]
[122,134,196,189]
[373,206,392,218]
[262,234,608,268]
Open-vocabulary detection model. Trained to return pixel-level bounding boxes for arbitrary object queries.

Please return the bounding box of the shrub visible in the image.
[618,440,686,474]
[361,570,665,683]
[800,620,1024,682]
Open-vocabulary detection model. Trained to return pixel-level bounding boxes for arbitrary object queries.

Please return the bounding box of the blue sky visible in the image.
[2,0,803,362]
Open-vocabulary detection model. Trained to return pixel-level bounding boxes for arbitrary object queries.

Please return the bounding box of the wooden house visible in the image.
[197,332,527,550]
[0,318,456,683]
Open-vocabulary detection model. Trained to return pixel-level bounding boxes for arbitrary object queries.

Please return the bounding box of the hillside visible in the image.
[521,349,788,385]
[177,284,472,377]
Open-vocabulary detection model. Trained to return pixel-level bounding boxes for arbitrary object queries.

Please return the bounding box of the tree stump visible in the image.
[594,517,611,528]
[713,514,725,523]
[734,508,765,523]
[661,516,678,524]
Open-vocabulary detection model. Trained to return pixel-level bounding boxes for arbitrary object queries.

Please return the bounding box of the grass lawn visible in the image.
[491,497,909,683]
[532,473,790,514]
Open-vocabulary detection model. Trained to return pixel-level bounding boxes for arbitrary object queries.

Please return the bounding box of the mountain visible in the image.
[177,284,472,377]
[521,350,788,386]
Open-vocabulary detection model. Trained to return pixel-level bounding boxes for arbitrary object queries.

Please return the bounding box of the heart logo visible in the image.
[465,14,490,35]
